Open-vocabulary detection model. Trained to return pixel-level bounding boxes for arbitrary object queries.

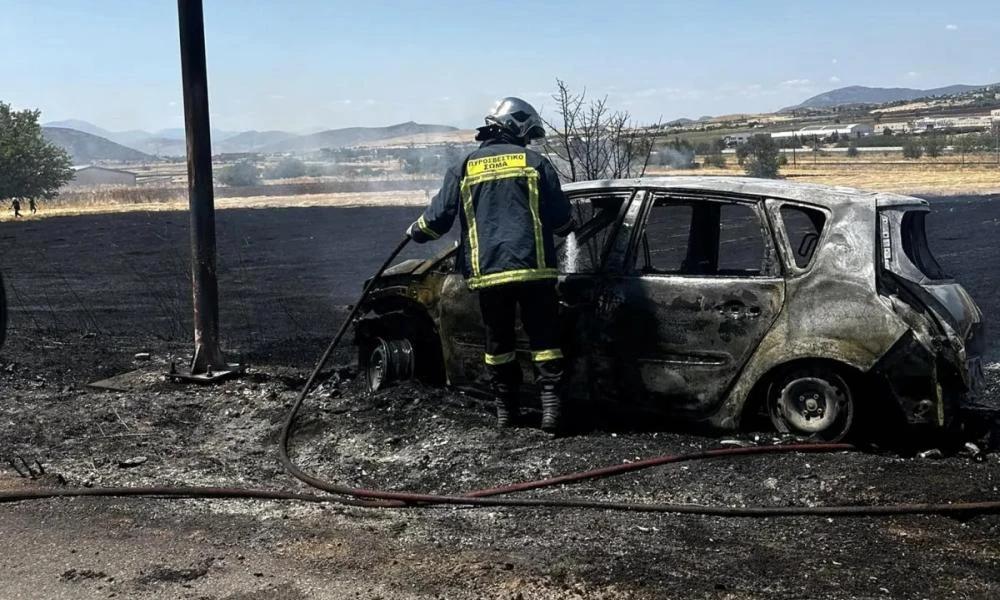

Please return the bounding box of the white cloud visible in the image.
[167,101,178,107]
[945,24,958,30]
[781,78,812,86]
[904,71,920,80]
[829,76,841,83]
[365,99,376,105]
[831,58,838,65]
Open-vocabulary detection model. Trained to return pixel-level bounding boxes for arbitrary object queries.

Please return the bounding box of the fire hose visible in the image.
[2,234,1000,519]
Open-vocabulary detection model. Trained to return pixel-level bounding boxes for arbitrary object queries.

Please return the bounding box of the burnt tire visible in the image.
[361,337,414,393]
[767,366,856,442]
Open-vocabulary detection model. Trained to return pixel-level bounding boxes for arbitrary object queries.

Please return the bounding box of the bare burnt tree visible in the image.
[541,79,658,182]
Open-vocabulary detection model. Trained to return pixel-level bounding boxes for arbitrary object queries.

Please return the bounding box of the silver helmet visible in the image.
[484,97,546,140]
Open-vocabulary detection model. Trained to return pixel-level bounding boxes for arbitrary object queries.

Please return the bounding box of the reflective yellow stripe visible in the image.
[462,166,534,188]
[460,181,480,276]
[416,215,441,240]
[526,170,544,268]
[466,153,526,176]
[484,352,517,365]
[531,349,563,362]
[466,268,558,290]
[459,164,544,281]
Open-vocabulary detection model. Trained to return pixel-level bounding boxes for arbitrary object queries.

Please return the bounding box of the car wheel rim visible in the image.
[367,342,387,392]
[365,338,414,393]
[773,374,854,441]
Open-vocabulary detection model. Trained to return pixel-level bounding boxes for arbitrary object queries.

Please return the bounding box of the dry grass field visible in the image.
[651,152,1000,195]
[3,152,996,223]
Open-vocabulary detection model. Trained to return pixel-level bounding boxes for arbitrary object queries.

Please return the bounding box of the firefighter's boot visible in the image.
[539,383,563,433]
[494,382,519,428]
[536,358,565,433]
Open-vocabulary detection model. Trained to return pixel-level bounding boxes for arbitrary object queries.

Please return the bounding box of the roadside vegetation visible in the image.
[0,101,74,205]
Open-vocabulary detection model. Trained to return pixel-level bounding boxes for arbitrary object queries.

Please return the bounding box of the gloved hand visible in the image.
[406,221,428,243]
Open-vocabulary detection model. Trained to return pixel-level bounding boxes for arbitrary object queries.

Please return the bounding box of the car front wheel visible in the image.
[361,337,414,393]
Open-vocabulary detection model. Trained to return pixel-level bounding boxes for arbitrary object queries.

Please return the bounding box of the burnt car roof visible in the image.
[561,176,928,210]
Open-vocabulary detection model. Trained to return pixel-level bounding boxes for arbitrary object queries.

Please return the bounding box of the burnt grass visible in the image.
[0,196,999,598]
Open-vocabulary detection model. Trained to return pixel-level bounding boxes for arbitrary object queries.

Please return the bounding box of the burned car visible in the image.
[355,177,985,441]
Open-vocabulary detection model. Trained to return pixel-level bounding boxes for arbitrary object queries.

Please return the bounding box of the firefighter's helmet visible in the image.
[484,97,546,140]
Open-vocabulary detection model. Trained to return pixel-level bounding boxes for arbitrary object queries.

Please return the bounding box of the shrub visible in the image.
[265,157,307,179]
[735,134,781,178]
[216,160,260,186]
[902,139,923,160]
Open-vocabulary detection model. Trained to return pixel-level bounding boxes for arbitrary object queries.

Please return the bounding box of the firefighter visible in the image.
[29,199,37,214]
[11,199,21,218]
[406,97,576,433]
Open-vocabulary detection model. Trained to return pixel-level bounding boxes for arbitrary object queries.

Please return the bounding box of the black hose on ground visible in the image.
[3,234,1000,519]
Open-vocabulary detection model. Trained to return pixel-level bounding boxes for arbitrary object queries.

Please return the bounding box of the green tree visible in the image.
[923,135,944,158]
[0,102,73,202]
[265,157,307,179]
[735,134,781,178]
[901,138,923,159]
[956,135,978,165]
[216,159,260,186]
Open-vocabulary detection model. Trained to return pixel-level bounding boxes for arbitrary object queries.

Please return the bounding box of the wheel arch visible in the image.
[739,356,867,428]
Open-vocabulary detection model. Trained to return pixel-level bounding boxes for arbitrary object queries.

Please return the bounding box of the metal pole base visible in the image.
[167,359,243,384]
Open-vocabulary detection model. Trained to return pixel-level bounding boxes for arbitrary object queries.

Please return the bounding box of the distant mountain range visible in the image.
[783,84,993,110]
[42,127,152,163]
[260,122,457,153]
[41,119,459,161]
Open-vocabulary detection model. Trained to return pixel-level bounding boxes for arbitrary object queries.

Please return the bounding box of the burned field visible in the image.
[0,196,999,599]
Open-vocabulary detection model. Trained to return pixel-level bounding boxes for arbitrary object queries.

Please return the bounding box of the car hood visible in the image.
[380,259,427,278]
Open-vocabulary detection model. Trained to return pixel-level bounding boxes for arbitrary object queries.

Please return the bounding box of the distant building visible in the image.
[66,165,137,187]
[722,133,755,147]
[912,116,992,133]
[769,123,873,142]
[878,121,912,135]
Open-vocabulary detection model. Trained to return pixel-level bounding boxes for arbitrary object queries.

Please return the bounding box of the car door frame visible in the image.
[435,187,640,390]
[587,188,787,420]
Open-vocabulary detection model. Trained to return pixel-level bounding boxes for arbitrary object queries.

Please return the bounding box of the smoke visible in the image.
[659,147,696,169]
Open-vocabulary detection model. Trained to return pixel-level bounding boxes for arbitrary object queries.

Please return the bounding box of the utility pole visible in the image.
[171,0,238,382]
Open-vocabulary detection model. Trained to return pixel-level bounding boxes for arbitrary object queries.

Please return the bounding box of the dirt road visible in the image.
[0,195,998,599]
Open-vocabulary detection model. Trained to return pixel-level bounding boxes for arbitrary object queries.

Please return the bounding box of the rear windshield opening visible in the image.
[901,211,948,280]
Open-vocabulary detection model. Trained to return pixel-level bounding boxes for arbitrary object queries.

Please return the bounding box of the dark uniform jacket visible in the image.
[410,136,574,290]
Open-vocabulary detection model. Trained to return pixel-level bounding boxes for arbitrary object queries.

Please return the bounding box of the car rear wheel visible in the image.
[362,337,414,393]
[767,367,855,442]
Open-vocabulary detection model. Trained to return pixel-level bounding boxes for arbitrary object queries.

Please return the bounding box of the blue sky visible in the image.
[2,0,997,132]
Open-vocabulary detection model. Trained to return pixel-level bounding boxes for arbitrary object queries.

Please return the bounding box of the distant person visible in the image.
[406,97,576,433]
[29,199,37,214]
[11,199,21,218]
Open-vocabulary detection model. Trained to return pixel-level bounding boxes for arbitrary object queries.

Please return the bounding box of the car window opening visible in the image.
[779,205,827,269]
[640,198,768,277]
[558,195,626,273]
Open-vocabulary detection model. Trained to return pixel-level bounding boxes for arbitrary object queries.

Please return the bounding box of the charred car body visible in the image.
[356,177,985,441]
